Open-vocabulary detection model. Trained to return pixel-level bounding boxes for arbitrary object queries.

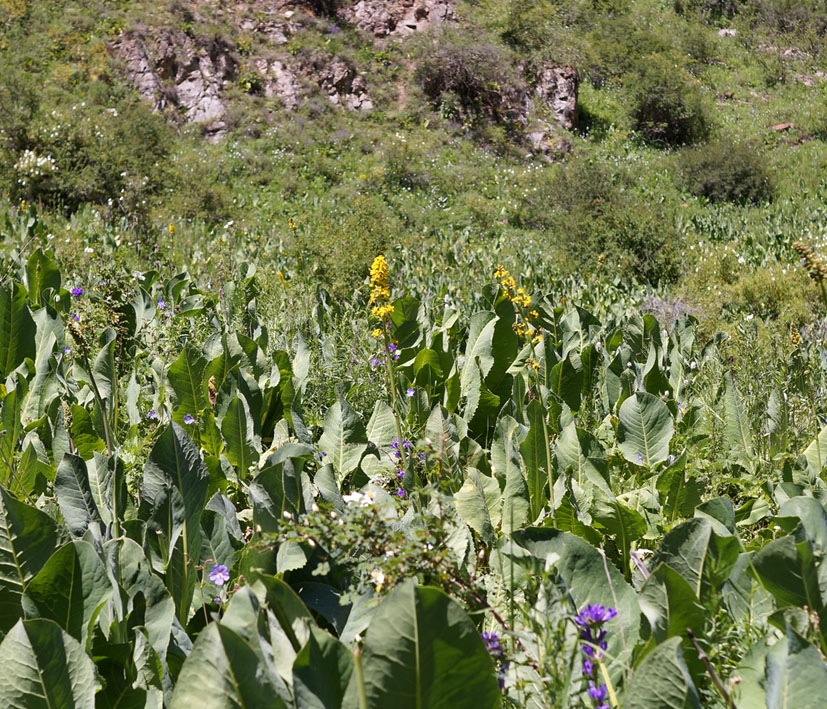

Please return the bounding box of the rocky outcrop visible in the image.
[535,63,578,130]
[300,53,373,110]
[113,31,237,138]
[255,58,302,108]
[340,0,454,37]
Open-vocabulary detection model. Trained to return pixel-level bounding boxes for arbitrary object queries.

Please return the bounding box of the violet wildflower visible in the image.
[209,564,230,586]
[70,313,80,321]
[71,287,84,297]
[406,387,415,397]
[146,409,159,421]
[63,345,71,355]
[183,414,195,425]
[396,468,405,479]
[481,631,509,690]
[157,298,166,309]
[396,488,406,497]
[321,451,327,457]
[575,604,617,708]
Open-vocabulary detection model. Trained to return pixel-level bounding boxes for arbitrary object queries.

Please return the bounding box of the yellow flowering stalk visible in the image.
[368,255,408,479]
[493,266,554,517]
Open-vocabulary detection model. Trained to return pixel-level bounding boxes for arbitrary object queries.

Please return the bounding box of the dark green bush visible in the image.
[745,0,827,37]
[678,141,775,204]
[518,158,683,285]
[628,55,710,146]
[413,28,527,127]
[673,0,745,19]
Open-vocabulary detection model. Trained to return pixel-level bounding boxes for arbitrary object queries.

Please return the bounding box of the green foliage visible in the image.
[628,54,711,146]
[413,27,527,128]
[679,141,775,204]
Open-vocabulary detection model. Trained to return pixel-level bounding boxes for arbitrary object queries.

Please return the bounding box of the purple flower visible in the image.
[406,387,415,397]
[402,439,413,449]
[387,343,398,353]
[209,564,230,586]
[588,681,608,702]
[70,313,80,321]
[71,287,84,297]
[63,345,71,355]
[157,298,166,309]
[396,488,406,497]
[183,414,195,425]
[146,409,159,421]
[214,597,222,605]
[321,451,327,457]
[575,605,618,627]
[396,469,405,479]
[419,451,426,461]
[370,357,384,368]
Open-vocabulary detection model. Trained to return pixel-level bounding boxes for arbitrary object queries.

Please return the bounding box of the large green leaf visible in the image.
[171,622,287,708]
[318,396,367,480]
[765,626,827,709]
[167,345,208,424]
[0,486,61,632]
[549,352,582,412]
[749,535,824,614]
[723,372,755,472]
[454,469,501,543]
[623,636,701,708]
[293,625,353,709]
[0,282,36,378]
[803,424,827,474]
[520,399,549,519]
[356,581,500,709]
[55,454,101,537]
[617,392,674,467]
[0,618,96,708]
[592,495,647,580]
[140,423,209,622]
[493,416,529,533]
[221,396,260,475]
[639,564,705,644]
[555,421,610,495]
[22,540,110,646]
[649,518,739,602]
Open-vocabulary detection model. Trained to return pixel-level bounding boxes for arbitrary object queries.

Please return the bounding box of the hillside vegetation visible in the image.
[2,1,827,707]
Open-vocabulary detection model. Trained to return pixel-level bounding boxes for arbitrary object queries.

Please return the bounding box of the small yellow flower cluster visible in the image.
[496,266,541,341]
[168,224,174,235]
[791,330,802,346]
[369,255,394,319]
[371,328,383,339]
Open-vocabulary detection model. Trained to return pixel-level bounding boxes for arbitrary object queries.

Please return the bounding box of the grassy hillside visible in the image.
[2,1,827,707]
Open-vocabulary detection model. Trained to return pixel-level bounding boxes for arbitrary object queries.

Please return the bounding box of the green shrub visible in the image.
[673,0,745,19]
[519,157,684,285]
[0,77,170,217]
[678,141,775,204]
[413,28,527,128]
[745,0,827,37]
[627,55,710,146]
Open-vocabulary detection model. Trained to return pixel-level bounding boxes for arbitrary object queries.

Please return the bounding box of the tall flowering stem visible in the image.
[369,256,409,477]
[494,266,554,518]
[575,604,619,709]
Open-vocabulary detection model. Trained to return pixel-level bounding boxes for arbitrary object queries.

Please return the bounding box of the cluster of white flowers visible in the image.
[342,490,375,507]
[15,150,57,186]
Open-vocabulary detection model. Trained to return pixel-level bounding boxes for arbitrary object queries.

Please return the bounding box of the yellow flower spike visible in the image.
[371,328,383,338]
[168,224,174,235]
[494,265,509,279]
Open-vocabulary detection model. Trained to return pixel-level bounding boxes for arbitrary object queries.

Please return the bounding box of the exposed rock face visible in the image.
[255,58,302,109]
[535,63,578,130]
[301,54,373,110]
[340,0,455,37]
[113,31,237,138]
